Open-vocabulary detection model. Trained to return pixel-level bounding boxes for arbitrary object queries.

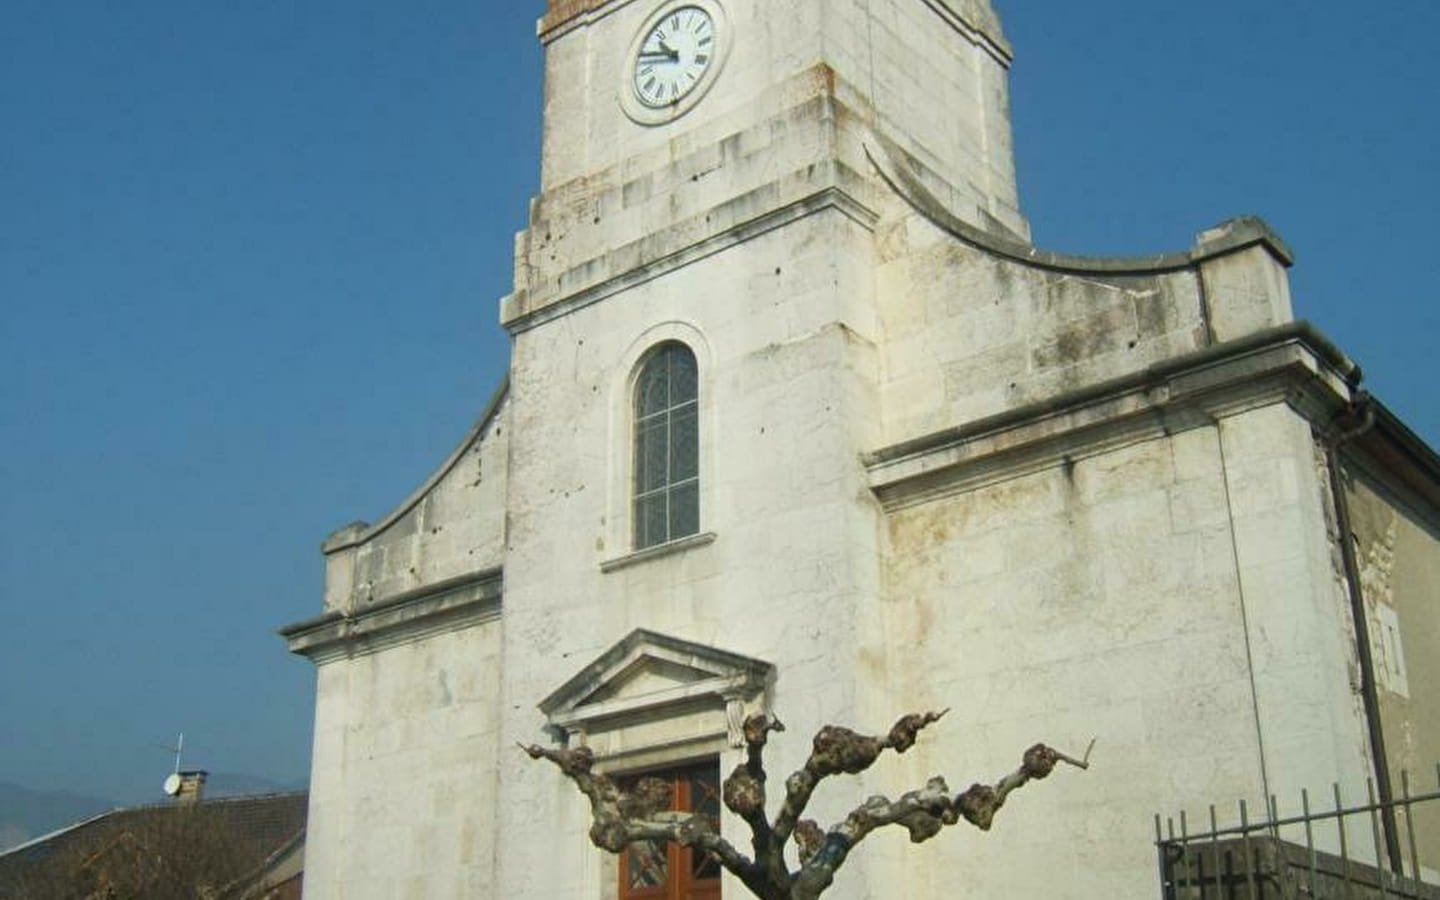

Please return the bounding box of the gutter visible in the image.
[1323,390,1404,873]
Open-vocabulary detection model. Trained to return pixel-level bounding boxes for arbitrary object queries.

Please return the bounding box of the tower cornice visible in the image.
[538,0,635,42]
[539,0,1010,59]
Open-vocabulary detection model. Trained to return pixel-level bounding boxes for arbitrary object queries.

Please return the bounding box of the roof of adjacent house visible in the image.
[0,792,307,900]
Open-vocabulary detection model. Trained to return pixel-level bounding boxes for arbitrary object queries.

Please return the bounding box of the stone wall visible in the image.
[494,205,887,900]
[320,391,509,614]
[869,403,1374,897]
[536,0,1015,221]
[1346,464,1440,874]
[303,619,503,898]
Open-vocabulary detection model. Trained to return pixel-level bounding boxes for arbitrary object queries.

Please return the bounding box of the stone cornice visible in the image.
[538,0,623,41]
[539,0,1011,61]
[502,163,877,333]
[865,323,1363,509]
[918,0,1011,63]
[1343,399,1440,527]
[279,569,502,664]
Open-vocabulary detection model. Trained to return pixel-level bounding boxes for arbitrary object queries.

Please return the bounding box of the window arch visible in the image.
[633,342,699,549]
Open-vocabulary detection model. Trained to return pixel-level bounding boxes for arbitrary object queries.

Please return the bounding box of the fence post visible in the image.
[1401,770,1420,892]
[1367,778,1390,900]
[1239,799,1257,900]
[1332,782,1353,900]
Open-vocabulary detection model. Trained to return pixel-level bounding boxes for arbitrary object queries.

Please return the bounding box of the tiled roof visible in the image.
[0,792,306,899]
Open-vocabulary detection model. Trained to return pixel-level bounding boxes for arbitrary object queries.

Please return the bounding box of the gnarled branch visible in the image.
[790,739,1094,900]
[523,714,1090,900]
[521,742,777,898]
[722,714,787,888]
[772,710,947,845]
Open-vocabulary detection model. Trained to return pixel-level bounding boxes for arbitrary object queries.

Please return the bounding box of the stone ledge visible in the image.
[599,531,716,573]
[539,0,1012,59]
[865,322,1362,509]
[279,568,502,663]
[538,0,632,42]
[503,175,876,333]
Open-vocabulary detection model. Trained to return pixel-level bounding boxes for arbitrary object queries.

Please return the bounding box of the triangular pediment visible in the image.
[582,656,714,707]
[539,629,772,735]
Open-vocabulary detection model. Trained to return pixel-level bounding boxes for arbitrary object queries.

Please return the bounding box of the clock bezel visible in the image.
[619,0,730,127]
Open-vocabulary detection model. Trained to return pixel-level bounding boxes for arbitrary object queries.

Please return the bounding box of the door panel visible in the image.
[618,761,721,900]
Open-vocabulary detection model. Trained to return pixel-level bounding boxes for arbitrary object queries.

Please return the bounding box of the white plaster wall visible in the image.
[303,621,503,900]
[515,0,1040,332]
[875,209,1212,445]
[514,68,857,321]
[540,0,827,190]
[1200,243,1295,343]
[1217,406,1374,802]
[1346,469,1440,870]
[872,409,1375,898]
[494,206,887,900]
[821,0,1022,231]
[536,0,1020,232]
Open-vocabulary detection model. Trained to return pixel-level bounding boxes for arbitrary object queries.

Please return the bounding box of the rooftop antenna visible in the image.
[161,732,186,797]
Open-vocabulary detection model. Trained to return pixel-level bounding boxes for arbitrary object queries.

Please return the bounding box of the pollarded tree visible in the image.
[524,710,1091,900]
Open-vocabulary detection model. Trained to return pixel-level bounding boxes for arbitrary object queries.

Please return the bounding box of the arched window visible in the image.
[633,342,699,549]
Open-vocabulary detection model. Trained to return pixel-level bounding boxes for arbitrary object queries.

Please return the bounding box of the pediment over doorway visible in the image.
[539,630,773,760]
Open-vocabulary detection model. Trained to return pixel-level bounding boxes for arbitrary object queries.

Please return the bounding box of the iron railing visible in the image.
[1156,766,1440,899]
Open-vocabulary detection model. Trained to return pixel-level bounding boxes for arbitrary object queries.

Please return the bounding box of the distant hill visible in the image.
[0,783,116,852]
[202,771,307,797]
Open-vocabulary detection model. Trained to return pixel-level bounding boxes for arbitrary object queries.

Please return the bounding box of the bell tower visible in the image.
[503,0,1027,331]
[492,3,1032,897]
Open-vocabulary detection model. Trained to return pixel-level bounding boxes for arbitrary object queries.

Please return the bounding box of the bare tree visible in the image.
[525,711,1091,900]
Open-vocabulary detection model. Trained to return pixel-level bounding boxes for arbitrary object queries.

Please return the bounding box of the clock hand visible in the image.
[638,49,679,62]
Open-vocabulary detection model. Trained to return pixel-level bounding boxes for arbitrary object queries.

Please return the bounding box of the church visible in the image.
[280,0,1439,896]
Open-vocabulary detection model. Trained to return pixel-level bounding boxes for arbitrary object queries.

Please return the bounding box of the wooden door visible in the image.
[619,761,721,900]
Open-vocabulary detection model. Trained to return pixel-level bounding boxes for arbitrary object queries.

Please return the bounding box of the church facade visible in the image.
[280,0,1440,897]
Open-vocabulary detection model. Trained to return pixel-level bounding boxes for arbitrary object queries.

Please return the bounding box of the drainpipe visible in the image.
[1323,390,1403,873]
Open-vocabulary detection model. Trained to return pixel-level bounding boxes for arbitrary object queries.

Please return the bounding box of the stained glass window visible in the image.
[634,343,700,549]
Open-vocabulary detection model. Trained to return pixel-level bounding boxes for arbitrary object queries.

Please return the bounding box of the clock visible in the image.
[632,6,715,108]
[621,0,729,125]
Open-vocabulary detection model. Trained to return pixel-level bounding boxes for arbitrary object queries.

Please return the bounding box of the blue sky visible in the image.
[2,0,1436,805]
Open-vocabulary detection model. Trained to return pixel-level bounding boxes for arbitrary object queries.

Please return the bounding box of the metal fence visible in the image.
[1155,766,1440,900]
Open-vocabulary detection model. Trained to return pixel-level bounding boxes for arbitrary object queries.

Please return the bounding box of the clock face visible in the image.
[632,6,716,108]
